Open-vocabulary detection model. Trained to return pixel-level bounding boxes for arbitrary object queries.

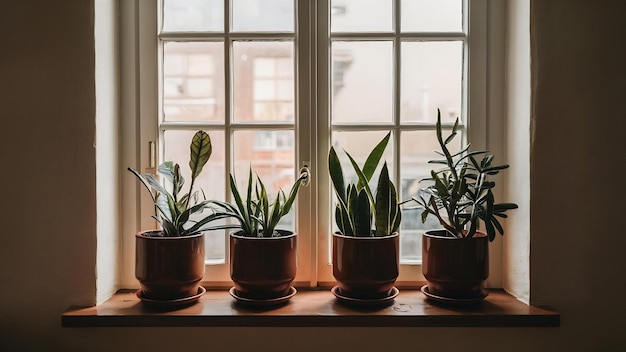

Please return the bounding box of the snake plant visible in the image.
[209,167,307,238]
[128,130,230,237]
[328,132,401,237]
[411,109,518,241]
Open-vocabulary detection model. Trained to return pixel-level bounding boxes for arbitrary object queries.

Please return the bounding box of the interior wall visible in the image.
[95,0,120,304]
[503,0,531,303]
[529,0,626,341]
[0,0,625,351]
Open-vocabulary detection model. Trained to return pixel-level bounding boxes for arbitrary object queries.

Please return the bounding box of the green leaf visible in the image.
[346,151,375,208]
[267,192,282,235]
[361,132,390,182]
[391,206,401,234]
[432,171,449,197]
[354,189,372,237]
[389,180,399,232]
[347,184,359,222]
[328,147,346,205]
[172,164,184,198]
[189,131,212,180]
[156,193,173,222]
[483,164,510,174]
[484,215,496,242]
[421,209,430,223]
[491,216,504,236]
[127,167,157,203]
[444,131,457,146]
[336,202,353,235]
[494,203,519,211]
[161,219,178,237]
[281,175,304,216]
[158,161,176,184]
[375,162,391,236]
[229,173,250,234]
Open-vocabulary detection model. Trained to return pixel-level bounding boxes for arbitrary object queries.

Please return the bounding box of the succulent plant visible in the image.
[411,109,518,241]
[209,167,307,238]
[128,130,230,237]
[328,132,401,237]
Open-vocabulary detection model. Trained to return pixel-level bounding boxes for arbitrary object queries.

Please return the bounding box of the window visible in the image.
[124,0,488,287]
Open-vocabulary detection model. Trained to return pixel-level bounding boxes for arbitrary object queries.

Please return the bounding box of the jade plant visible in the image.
[210,167,307,238]
[411,109,518,241]
[128,130,230,237]
[328,132,401,237]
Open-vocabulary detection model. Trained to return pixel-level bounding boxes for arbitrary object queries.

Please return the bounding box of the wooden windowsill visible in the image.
[62,288,559,328]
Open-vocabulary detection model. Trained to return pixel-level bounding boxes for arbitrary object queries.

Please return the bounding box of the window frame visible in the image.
[119,0,495,289]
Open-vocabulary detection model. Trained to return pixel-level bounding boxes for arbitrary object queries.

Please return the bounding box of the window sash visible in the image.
[121,0,489,287]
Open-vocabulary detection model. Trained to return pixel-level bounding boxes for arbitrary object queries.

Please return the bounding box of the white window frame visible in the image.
[119,0,495,289]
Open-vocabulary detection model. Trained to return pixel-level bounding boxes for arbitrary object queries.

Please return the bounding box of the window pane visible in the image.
[231,0,294,33]
[401,0,463,33]
[233,41,295,122]
[163,42,224,122]
[162,0,224,32]
[332,41,393,124]
[399,130,462,262]
[163,130,227,262]
[331,0,392,33]
[400,41,462,123]
[232,130,296,231]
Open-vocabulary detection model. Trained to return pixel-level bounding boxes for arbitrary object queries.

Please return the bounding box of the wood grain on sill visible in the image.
[62,288,559,328]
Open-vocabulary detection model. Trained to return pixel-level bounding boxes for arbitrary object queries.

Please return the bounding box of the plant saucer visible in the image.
[229,286,297,307]
[136,286,206,308]
[331,286,399,307]
[421,285,488,305]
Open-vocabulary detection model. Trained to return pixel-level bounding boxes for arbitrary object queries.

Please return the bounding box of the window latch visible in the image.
[299,164,311,187]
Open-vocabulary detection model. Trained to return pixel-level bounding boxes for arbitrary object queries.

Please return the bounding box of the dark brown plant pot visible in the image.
[135,230,205,300]
[332,232,399,299]
[230,230,297,300]
[422,230,489,299]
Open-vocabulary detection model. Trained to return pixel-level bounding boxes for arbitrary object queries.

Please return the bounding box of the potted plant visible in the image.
[328,132,402,301]
[411,109,518,302]
[128,130,229,305]
[210,167,307,303]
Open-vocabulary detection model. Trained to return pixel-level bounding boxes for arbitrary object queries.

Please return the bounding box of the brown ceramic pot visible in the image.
[135,230,205,300]
[230,230,297,299]
[422,230,489,299]
[332,232,399,299]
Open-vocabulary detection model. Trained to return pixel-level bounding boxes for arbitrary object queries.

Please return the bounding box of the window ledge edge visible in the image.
[62,288,559,328]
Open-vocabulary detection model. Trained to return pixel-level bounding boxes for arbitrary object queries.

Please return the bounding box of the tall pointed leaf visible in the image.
[361,132,390,183]
[328,147,346,205]
[375,163,391,236]
[346,151,375,208]
[354,189,372,237]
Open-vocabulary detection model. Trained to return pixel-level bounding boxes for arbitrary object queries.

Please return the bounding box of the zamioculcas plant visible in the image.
[128,130,230,237]
[211,167,307,238]
[411,109,518,241]
[328,132,401,237]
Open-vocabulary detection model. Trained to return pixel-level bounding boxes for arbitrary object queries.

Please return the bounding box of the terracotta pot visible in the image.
[230,230,297,299]
[332,232,399,299]
[422,230,489,299]
[135,230,205,300]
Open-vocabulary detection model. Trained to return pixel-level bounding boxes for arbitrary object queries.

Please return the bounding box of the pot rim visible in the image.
[136,230,205,240]
[424,229,487,240]
[230,229,297,240]
[333,231,399,240]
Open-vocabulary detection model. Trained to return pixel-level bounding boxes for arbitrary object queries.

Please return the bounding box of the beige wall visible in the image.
[1,0,625,350]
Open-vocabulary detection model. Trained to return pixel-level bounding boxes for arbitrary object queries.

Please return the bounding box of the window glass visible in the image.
[162,0,224,32]
[401,0,463,33]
